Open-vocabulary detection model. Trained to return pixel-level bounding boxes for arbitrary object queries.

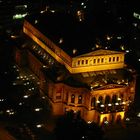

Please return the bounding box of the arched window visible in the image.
[98,96,103,104]
[105,95,110,104]
[103,117,107,122]
[112,95,117,104]
[91,97,96,107]
[78,95,82,104]
[71,94,75,103]
[116,115,122,123]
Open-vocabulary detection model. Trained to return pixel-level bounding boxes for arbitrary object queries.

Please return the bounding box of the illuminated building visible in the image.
[16,11,136,125]
[0,0,48,29]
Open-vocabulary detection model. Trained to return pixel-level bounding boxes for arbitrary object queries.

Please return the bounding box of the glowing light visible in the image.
[133,12,140,20]
[59,38,63,44]
[0,99,4,102]
[34,108,42,112]
[126,117,130,121]
[87,121,92,124]
[104,121,109,124]
[107,36,111,40]
[115,103,119,105]
[19,102,23,105]
[13,13,28,19]
[122,101,126,104]
[100,104,105,107]
[118,98,121,101]
[36,124,42,128]
[50,10,55,13]
[73,48,77,54]
[137,112,140,117]
[125,50,130,53]
[12,82,17,85]
[96,100,100,103]
[23,95,29,98]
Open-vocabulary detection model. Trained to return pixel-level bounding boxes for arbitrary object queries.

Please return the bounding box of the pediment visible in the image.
[75,49,124,58]
[94,84,126,91]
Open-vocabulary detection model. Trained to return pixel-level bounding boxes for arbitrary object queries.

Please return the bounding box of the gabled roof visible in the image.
[75,49,124,58]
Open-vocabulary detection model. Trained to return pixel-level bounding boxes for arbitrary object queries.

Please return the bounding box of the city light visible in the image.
[23,95,29,98]
[34,108,42,112]
[137,112,140,117]
[36,124,42,128]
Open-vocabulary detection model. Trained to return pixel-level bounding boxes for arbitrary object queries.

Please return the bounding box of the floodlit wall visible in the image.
[23,20,125,74]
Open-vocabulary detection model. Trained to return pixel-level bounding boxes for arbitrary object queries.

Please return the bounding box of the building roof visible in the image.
[43,60,133,89]
[93,84,126,91]
[75,49,124,58]
[25,11,97,57]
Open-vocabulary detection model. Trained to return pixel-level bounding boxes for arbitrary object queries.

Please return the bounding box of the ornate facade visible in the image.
[15,12,137,125]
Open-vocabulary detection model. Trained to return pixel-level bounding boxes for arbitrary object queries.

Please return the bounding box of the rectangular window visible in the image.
[109,57,111,62]
[116,57,119,61]
[86,60,88,64]
[97,59,100,63]
[101,58,104,63]
[82,60,84,64]
[113,57,115,62]
[93,59,96,63]
[78,60,80,65]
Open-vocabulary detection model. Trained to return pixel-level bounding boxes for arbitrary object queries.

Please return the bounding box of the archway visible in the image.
[112,94,117,104]
[116,115,122,123]
[105,95,111,104]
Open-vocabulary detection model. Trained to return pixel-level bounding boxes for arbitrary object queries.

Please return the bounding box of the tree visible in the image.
[53,111,105,140]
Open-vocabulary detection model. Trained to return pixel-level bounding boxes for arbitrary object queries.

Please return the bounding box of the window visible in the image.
[105,95,110,104]
[82,60,84,64]
[98,96,103,104]
[97,58,100,63]
[112,95,117,104]
[113,57,115,62]
[78,95,82,104]
[71,94,75,103]
[78,60,80,65]
[109,57,111,62]
[86,60,88,64]
[93,59,96,63]
[116,57,119,61]
[101,58,104,63]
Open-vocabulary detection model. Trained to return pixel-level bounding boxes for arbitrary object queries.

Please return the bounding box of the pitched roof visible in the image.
[94,84,126,91]
[75,49,124,58]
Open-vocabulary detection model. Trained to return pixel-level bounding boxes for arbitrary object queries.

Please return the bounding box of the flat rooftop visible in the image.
[25,11,97,57]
